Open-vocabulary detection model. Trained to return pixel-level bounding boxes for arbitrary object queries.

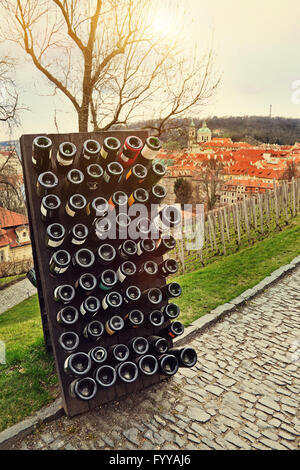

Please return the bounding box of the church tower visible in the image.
[188,119,196,148]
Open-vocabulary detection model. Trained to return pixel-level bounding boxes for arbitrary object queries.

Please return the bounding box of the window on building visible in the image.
[0,250,4,262]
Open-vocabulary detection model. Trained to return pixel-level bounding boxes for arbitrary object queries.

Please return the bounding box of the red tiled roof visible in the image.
[0,208,28,229]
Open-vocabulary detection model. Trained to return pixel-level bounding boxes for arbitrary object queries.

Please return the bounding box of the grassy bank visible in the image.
[0,274,25,289]
[0,218,299,431]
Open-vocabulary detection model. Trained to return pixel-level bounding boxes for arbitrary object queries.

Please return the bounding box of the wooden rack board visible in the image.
[20,131,173,417]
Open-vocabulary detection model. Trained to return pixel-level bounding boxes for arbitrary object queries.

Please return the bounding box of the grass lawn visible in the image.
[0,296,58,432]
[0,274,25,289]
[0,217,299,431]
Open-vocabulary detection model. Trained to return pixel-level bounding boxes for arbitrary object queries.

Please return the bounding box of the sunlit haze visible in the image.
[1,0,299,139]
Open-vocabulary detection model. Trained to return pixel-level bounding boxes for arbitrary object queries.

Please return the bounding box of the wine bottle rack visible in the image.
[20,130,180,417]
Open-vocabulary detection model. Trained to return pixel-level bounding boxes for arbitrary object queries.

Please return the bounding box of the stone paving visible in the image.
[0,278,36,315]
[11,267,300,450]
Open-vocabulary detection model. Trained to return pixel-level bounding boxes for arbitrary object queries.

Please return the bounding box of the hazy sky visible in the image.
[2,0,300,139]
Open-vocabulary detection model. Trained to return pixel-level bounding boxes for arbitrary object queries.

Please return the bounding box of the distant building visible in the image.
[188,120,212,150]
[0,208,32,268]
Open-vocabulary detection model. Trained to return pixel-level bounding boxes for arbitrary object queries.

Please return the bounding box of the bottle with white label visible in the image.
[64,352,92,376]
[53,284,75,304]
[37,171,58,197]
[56,142,77,170]
[148,310,165,328]
[65,168,84,194]
[58,331,80,352]
[72,248,95,269]
[117,135,143,168]
[80,139,101,167]
[32,135,52,173]
[83,320,104,341]
[122,164,147,195]
[69,377,97,401]
[80,296,101,316]
[75,273,97,295]
[168,347,197,368]
[98,269,118,291]
[157,258,178,278]
[41,194,61,221]
[117,260,136,283]
[105,315,124,336]
[135,136,162,169]
[123,309,144,329]
[49,250,71,275]
[67,224,88,246]
[85,163,104,193]
[57,306,79,326]
[45,223,65,249]
[99,136,121,167]
[65,194,87,218]
[161,282,182,300]
[101,291,123,312]
[163,303,180,320]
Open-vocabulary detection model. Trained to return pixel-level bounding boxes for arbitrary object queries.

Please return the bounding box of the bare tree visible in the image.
[1,0,220,133]
[0,149,25,214]
[197,158,225,211]
[0,57,20,129]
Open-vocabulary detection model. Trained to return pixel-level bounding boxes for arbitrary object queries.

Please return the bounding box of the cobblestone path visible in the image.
[0,278,36,315]
[12,267,300,450]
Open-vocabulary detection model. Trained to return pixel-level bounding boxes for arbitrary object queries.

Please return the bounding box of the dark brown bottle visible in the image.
[123,309,144,329]
[97,243,117,265]
[147,336,169,355]
[94,365,117,388]
[85,163,104,192]
[57,306,79,326]
[75,273,97,295]
[163,303,180,320]
[72,248,95,269]
[127,337,149,355]
[168,347,197,368]
[141,160,166,189]
[117,261,137,283]
[58,332,80,352]
[161,321,184,339]
[161,282,182,299]
[148,310,165,328]
[80,139,101,166]
[37,171,58,197]
[88,346,108,365]
[83,320,104,341]
[64,352,92,376]
[154,234,176,257]
[157,258,179,277]
[105,315,124,336]
[54,284,75,304]
[158,354,179,376]
[122,164,147,195]
[108,344,130,363]
[32,136,52,172]
[98,269,118,291]
[115,361,139,383]
[65,194,87,218]
[65,169,84,194]
[80,296,101,316]
[69,377,97,400]
[135,354,158,376]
